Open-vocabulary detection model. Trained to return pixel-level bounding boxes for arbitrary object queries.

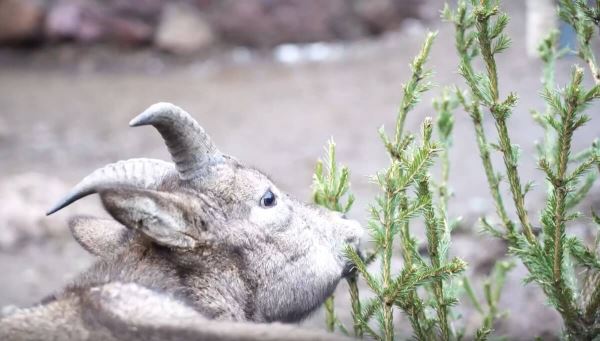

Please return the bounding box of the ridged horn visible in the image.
[129,102,219,180]
[46,158,175,215]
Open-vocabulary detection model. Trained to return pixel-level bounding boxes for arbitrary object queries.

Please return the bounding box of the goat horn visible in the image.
[46,158,175,215]
[129,102,220,180]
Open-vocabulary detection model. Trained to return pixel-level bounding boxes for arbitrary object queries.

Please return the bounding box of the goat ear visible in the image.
[69,216,132,257]
[100,189,200,249]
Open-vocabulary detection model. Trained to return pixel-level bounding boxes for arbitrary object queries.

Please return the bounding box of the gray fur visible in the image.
[69,216,132,257]
[1,102,363,340]
[0,282,348,340]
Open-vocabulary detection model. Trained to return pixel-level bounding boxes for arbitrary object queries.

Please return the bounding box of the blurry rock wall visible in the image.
[0,0,421,53]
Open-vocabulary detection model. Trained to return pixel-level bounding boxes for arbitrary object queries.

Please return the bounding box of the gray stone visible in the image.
[0,0,44,43]
[211,0,365,47]
[0,173,100,250]
[155,2,214,54]
[45,1,153,45]
[45,1,104,43]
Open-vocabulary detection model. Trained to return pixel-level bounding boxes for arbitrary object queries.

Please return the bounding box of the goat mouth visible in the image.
[341,249,363,278]
[342,262,356,278]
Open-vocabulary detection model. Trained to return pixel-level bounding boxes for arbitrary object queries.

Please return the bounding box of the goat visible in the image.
[0,103,362,340]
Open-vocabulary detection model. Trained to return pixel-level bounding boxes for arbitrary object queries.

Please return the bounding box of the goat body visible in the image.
[0,103,362,341]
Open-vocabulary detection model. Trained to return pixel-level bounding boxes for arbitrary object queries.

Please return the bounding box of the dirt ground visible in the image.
[1,1,599,339]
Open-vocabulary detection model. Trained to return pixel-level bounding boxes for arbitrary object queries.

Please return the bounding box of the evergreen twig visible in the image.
[312,139,359,336]
[349,31,466,341]
[560,0,600,84]
[448,0,600,338]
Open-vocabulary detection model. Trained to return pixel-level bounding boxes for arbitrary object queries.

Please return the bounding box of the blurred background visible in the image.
[0,0,598,339]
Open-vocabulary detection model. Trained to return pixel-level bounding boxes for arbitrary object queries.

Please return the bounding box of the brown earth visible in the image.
[0,1,599,339]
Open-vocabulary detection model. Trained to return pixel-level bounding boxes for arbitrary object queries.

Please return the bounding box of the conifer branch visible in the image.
[381,181,395,341]
[312,139,360,335]
[448,1,515,236]
[456,91,516,235]
[310,1,600,338]
[418,174,451,340]
[448,1,600,338]
[534,30,569,164]
[471,0,536,244]
[346,29,467,341]
[539,66,600,334]
[560,0,600,84]
[433,88,458,217]
[462,260,514,339]
[393,32,437,148]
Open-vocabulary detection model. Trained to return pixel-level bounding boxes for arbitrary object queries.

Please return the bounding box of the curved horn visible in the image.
[129,102,219,180]
[46,158,175,215]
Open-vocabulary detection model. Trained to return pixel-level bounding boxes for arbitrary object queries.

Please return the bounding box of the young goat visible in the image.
[0,103,363,340]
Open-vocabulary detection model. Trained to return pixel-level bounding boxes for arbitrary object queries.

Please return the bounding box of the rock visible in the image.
[45,1,153,45]
[213,0,365,47]
[1,305,18,317]
[45,2,105,43]
[0,0,44,44]
[106,16,153,46]
[0,173,101,250]
[0,173,66,249]
[354,0,422,34]
[354,0,399,34]
[155,2,214,54]
[211,0,366,47]
[210,0,422,47]
[7,0,423,48]
[450,233,508,275]
[106,0,164,22]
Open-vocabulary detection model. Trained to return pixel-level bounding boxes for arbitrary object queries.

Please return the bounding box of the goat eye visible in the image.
[260,189,277,208]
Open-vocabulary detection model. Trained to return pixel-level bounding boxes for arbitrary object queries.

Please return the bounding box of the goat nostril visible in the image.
[345,235,357,245]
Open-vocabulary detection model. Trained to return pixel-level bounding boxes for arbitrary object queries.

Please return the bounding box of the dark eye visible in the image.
[260,189,277,208]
